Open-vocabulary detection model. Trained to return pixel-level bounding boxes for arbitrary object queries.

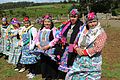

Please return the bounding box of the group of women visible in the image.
[0,9,107,80]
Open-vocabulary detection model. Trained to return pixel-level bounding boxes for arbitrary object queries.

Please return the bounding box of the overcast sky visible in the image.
[0,0,65,3]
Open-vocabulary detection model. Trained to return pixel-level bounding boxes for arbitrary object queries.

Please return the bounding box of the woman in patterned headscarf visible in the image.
[65,12,107,80]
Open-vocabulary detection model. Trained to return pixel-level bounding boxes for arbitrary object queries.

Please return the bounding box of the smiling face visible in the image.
[70,14,78,25]
[44,19,52,29]
[88,20,98,28]
[2,21,7,25]
[13,23,20,28]
[24,21,31,28]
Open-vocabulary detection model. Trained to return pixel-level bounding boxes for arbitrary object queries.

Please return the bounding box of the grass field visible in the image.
[5,3,76,19]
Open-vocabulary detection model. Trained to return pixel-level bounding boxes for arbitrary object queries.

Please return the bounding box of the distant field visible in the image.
[5,3,77,19]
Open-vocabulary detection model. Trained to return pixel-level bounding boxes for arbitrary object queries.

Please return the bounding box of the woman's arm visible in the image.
[85,32,107,57]
[74,32,107,57]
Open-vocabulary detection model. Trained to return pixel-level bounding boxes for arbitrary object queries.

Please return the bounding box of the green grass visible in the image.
[0,57,17,80]
[115,8,120,15]
[102,60,120,79]
[5,3,75,19]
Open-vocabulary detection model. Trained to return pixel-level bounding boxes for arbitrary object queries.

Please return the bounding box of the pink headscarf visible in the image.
[87,12,98,22]
[43,15,52,21]
[70,9,79,16]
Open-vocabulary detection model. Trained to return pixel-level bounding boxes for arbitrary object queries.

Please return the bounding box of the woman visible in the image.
[57,9,83,79]
[65,12,107,80]
[42,9,83,79]
[7,18,21,65]
[0,18,9,58]
[35,14,58,79]
[18,17,38,79]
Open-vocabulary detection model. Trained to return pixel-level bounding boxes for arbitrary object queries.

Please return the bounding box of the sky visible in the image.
[0,0,65,3]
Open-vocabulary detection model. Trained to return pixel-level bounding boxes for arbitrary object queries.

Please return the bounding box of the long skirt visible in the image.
[20,45,37,64]
[65,71,101,80]
[3,39,11,56]
[8,47,21,64]
[40,54,59,79]
[0,37,3,53]
[65,54,102,80]
[58,47,77,72]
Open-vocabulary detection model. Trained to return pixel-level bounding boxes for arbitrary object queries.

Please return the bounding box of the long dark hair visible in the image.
[86,23,90,30]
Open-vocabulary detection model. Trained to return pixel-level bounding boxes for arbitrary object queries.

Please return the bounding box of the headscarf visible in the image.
[43,14,52,21]
[11,18,20,25]
[86,12,98,23]
[2,17,7,22]
[70,9,79,16]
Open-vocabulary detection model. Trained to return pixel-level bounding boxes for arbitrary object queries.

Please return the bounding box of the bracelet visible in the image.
[83,50,88,56]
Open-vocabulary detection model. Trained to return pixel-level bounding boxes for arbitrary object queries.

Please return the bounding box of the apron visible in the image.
[8,29,21,64]
[20,30,37,64]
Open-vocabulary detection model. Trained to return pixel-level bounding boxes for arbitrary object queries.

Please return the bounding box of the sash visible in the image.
[61,21,71,35]
[74,23,86,44]
[22,26,33,47]
[55,21,71,45]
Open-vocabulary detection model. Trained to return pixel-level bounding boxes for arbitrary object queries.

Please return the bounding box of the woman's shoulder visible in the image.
[52,27,57,30]
[30,26,37,31]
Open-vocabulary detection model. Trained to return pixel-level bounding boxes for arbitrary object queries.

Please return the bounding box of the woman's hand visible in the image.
[37,44,50,50]
[74,45,84,56]
[42,45,50,50]
[37,44,42,49]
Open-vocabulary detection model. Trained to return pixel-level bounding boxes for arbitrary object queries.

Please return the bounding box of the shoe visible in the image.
[19,68,25,73]
[28,73,35,79]
[26,73,32,77]
[14,68,19,71]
